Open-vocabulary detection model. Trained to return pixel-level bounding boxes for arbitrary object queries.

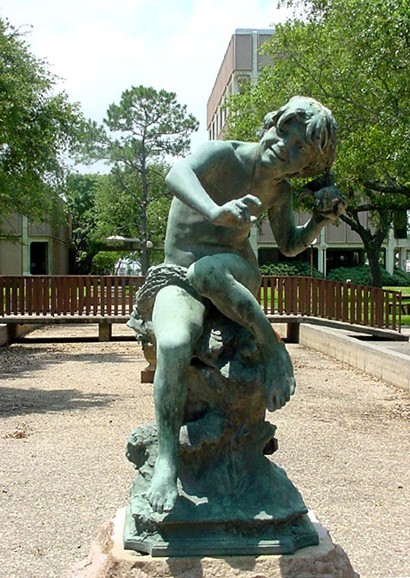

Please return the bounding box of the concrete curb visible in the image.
[300,323,410,393]
[0,323,36,346]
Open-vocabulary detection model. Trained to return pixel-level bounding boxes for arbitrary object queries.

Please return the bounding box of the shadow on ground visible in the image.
[13,335,136,344]
[0,386,120,417]
[0,345,137,379]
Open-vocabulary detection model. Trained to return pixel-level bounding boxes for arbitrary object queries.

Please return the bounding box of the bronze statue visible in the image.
[126,96,345,555]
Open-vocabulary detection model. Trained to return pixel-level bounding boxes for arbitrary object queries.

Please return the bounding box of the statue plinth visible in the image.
[125,313,318,556]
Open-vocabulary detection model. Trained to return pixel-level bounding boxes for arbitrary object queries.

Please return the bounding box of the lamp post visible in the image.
[310,237,318,278]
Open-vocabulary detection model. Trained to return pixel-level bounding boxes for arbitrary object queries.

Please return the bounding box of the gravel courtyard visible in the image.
[0,323,408,578]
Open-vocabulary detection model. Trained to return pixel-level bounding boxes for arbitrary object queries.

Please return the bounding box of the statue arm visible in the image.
[267,180,333,257]
[165,146,220,221]
[165,142,261,227]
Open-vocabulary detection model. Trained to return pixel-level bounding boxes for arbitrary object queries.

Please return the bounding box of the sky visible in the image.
[0,0,293,157]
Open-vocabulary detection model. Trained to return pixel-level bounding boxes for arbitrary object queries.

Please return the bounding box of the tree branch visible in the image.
[363,180,410,197]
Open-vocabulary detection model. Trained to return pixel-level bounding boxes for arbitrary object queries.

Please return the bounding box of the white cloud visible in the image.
[0,0,293,149]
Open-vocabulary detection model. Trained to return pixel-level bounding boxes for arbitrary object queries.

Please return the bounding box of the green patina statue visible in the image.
[126,96,346,556]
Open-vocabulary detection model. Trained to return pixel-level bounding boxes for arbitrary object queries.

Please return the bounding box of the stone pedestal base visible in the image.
[65,508,359,578]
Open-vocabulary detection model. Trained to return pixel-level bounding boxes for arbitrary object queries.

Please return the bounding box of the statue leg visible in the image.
[147,284,206,513]
[187,254,295,412]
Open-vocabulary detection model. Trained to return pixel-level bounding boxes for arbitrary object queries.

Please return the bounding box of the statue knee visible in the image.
[187,257,220,296]
[156,332,193,367]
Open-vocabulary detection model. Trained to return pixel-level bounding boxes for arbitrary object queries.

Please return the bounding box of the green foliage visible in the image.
[93,163,172,255]
[81,86,199,170]
[104,86,199,161]
[64,173,102,273]
[93,171,142,240]
[146,190,173,264]
[390,268,410,287]
[65,165,173,273]
[327,265,410,286]
[80,85,198,273]
[226,0,410,287]
[259,261,323,278]
[91,251,122,275]
[229,0,410,188]
[0,18,84,224]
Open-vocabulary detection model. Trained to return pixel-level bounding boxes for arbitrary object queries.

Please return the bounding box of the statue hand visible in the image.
[301,185,346,222]
[212,195,262,227]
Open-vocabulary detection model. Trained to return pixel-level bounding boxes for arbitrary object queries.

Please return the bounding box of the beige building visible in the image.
[207,29,409,275]
[207,28,274,141]
[0,213,70,275]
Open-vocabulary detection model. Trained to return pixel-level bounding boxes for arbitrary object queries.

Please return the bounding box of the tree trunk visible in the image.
[140,154,150,276]
[340,208,392,288]
[366,245,383,288]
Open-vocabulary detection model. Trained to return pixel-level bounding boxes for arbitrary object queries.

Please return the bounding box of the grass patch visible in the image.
[383,286,410,293]
[383,287,410,325]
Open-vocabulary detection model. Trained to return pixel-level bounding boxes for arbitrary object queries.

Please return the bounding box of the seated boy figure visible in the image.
[133,96,345,514]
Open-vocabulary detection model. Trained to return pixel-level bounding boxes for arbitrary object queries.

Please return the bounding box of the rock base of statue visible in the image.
[125,311,317,557]
[124,444,317,556]
[65,508,359,578]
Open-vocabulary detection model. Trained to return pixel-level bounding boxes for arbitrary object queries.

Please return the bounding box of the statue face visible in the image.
[259,115,314,177]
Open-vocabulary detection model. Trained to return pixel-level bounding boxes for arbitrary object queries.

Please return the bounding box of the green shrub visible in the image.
[327,266,370,285]
[327,265,410,286]
[91,251,122,274]
[260,261,323,278]
[392,268,410,286]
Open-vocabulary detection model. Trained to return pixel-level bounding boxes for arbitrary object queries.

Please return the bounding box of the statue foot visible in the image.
[266,373,296,412]
[265,341,296,412]
[146,460,178,514]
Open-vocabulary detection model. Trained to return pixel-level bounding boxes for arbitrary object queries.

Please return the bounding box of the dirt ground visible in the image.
[0,323,409,578]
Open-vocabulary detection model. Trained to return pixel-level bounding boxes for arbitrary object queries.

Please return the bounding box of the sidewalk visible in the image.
[299,324,410,393]
[0,324,408,578]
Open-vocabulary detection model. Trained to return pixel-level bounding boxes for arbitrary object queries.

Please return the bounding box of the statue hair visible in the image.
[259,96,336,177]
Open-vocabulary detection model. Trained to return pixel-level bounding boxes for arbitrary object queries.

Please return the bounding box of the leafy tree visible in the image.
[226,0,410,286]
[93,164,172,267]
[65,167,172,273]
[81,85,198,273]
[64,173,101,273]
[0,18,84,226]
[91,250,122,275]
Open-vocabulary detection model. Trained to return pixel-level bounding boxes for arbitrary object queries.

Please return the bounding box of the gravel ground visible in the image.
[0,323,409,578]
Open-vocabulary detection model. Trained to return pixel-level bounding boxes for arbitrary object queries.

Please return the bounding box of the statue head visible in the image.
[259,96,336,178]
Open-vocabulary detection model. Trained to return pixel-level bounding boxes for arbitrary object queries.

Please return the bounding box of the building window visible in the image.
[30,241,48,274]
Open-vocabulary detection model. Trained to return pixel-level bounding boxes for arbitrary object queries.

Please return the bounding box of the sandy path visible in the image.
[0,323,408,578]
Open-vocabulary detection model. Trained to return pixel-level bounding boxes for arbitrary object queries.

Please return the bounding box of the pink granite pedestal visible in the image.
[65,508,359,578]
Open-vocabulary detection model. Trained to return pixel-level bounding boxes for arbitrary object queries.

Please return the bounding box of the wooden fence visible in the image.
[0,275,402,331]
[0,275,144,318]
[259,276,401,331]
